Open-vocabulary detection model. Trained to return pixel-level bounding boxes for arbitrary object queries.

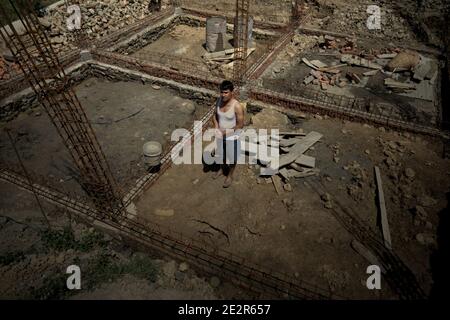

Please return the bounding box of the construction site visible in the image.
[0,0,449,300]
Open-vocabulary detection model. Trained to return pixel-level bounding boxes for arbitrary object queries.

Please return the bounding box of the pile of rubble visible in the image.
[302,41,437,101]
[0,0,170,56]
[0,56,20,81]
[316,1,418,43]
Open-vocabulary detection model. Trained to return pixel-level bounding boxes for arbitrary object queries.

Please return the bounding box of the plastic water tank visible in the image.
[206,16,227,52]
[233,15,254,48]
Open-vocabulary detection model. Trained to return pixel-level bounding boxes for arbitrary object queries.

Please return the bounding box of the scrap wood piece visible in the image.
[318,64,347,72]
[271,175,283,195]
[278,168,290,181]
[351,239,386,273]
[309,59,327,69]
[363,70,379,76]
[275,131,323,169]
[303,75,315,85]
[241,141,258,155]
[205,47,256,61]
[384,78,416,90]
[289,168,320,178]
[289,163,303,172]
[280,137,303,147]
[374,166,392,250]
[341,54,383,70]
[280,131,306,137]
[376,53,397,59]
[302,57,319,70]
[295,154,316,168]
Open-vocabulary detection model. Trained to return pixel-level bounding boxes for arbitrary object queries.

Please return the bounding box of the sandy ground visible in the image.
[0,77,208,195]
[134,108,450,299]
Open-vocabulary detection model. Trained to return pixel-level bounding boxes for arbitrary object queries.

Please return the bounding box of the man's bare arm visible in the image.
[234,101,245,130]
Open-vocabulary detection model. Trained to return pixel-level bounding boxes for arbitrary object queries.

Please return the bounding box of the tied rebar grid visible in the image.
[0,167,340,300]
[0,0,125,221]
[233,0,250,87]
[305,178,426,300]
[248,85,447,138]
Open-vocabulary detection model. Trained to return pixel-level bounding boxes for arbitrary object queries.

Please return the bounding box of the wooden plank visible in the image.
[302,57,319,70]
[271,175,283,195]
[290,168,320,178]
[374,166,392,250]
[241,141,258,155]
[280,137,303,147]
[205,47,255,61]
[274,131,323,169]
[289,163,303,172]
[280,131,306,136]
[310,59,327,68]
[295,155,316,168]
[278,168,290,181]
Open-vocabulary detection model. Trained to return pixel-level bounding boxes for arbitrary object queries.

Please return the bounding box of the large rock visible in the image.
[180,101,196,115]
[251,108,290,130]
[387,50,420,71]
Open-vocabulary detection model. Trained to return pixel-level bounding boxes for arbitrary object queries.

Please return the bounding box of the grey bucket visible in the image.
[206,16,227,52]
[143,141,162,167]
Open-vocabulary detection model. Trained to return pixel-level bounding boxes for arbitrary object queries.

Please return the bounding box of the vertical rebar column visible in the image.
[0,0,126,221]
[233,0,250,87]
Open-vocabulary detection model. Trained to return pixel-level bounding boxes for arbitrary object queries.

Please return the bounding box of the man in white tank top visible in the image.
[212,80,245,188]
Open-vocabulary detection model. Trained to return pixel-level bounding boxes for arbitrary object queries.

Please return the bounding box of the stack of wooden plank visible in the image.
[240,130,323,194]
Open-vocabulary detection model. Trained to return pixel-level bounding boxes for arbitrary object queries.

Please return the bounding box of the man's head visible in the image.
[219,80,234,102]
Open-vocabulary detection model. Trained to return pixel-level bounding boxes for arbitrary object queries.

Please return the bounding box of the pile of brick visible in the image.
[0,57,19,81]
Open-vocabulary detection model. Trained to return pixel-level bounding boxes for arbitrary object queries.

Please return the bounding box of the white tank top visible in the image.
[216,98,236,130]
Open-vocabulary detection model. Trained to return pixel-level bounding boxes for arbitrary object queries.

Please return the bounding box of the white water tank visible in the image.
[206,16,227,52]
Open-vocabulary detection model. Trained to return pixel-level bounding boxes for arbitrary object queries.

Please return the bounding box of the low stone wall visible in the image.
[1,59,217,122]
[0,62,91,122]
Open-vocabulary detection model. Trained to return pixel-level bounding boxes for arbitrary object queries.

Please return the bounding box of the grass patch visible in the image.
[41,227,107,252]
[83,252,159,290]
[0,251,26,266]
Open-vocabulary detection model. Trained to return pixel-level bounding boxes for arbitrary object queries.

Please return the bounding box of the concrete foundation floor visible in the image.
[0,77,209,195]
[131,24,275,77]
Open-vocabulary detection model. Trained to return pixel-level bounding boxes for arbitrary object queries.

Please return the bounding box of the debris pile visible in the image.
[0,0,171,56]
[203,47,256,79]
[241,129,323,195]
[0,56,20,80]
[301,44,437,100]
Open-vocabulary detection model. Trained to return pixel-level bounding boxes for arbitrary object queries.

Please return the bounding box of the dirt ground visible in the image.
[0,77,209,196]
[134,107,450,299]
[131,24,275,77]
[0,181,253,300]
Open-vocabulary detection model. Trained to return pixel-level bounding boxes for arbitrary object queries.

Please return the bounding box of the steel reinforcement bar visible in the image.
[0,168,340,300]
[246,28,294,81]
[0,48,81,99]
[180,7,288,31]
[91,49,222,91]
[123,105,216,205]
[248,85,447,138]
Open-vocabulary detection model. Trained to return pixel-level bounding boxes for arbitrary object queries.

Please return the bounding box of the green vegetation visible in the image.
[40,226,107,252]
[0,251,26,266]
